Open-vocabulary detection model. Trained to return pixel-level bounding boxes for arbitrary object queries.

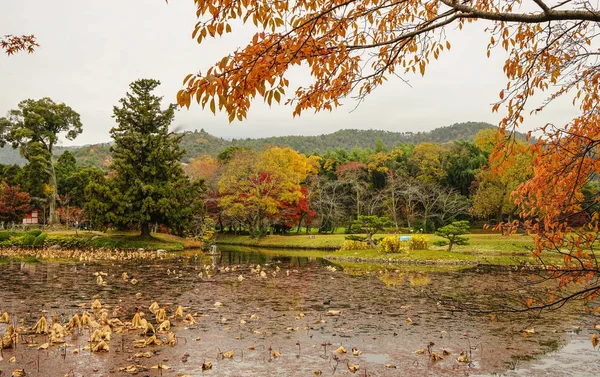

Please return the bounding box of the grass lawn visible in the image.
[217,232,535,253]
[0,229,201,251]
[217,232,548,266]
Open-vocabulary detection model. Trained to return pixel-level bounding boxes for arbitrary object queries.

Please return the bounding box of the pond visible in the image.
[0,246,598,377]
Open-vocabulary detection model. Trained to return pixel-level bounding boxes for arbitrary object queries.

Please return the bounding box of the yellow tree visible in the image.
[176,0,600,308]
[218,147,319,236]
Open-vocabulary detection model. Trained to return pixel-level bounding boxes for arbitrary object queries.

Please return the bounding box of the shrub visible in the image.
[338,240,370,251]
[27,229,42,237]
[0,231,19,242]
[433,240,448,247]
[345,235,367,242]
[409,234,429,251]
[379,236,406,253]
[22,233,37,246]
[44,235,91,248]
[435,220,470,251]
[33,233,47,246]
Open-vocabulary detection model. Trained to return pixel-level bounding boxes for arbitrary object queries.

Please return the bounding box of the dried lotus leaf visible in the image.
[157,320,171,332]
[32,316,48,334]
[92,340,109,352]
[0,312,9,323]
[131,312,143,328]
[66,314,82,330]
[155,308,167,323]
[173,306,184,319]
[89,329,103,343]
[2,325,16,349]
[183,314,196,325]
[98,312,109,326]
[149,302,160,315]
[92,299,102,314]
[166,332,176,346]
[145,335,162,346]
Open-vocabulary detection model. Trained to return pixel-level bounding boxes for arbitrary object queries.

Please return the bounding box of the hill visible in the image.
[0,121,509,168]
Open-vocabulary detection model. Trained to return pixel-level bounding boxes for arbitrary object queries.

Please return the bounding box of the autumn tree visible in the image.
[175,0,600,308]
[471,141,533,225]
[218,147,319,236]
[0,182,30,224]
[0,98,82,224]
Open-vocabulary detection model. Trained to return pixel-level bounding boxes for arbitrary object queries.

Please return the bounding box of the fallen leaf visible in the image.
[431,352,443,361]
[202,361,213,370]
[442,349,451,356]
[592,333,599,348]
[347,364,359,373]
[335,346,346,354]
[8,356,17,362]
[457,353,469,363]
[273,350,281,358]
[415,349,425,354]
[38,343,49,350]
[352,347,362,356]
[327,310,341,316]
[223,350,234,358]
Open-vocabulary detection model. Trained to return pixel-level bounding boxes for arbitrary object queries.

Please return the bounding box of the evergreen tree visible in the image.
[87,79,203,236]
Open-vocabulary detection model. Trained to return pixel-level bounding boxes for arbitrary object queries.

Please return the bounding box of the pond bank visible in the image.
[217,233,542,266]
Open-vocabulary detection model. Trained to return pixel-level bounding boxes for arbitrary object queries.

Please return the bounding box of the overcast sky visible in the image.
[1,0,578,146]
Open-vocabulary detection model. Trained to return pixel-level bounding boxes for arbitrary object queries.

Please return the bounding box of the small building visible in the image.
[22,206,41,225]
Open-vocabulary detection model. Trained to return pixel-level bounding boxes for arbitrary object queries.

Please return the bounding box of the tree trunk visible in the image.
[367,232,376,248]
[48,161,59,224]
[141,222,151,237]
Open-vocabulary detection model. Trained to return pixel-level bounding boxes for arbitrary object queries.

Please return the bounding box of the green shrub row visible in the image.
[0,230,91,248]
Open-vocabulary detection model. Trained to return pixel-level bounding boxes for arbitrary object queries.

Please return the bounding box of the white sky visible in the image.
[0,0,578,146]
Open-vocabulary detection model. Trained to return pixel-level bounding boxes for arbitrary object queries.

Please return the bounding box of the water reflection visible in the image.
[0,246,597,376]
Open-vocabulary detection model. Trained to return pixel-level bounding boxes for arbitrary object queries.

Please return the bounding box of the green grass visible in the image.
[217,232,549,266]
[217,232,535,252]
[0,229,199,251]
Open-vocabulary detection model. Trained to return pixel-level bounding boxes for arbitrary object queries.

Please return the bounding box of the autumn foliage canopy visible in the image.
[177,0,600,308]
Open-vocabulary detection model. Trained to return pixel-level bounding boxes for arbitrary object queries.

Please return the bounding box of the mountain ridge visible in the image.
[0,121,510,167]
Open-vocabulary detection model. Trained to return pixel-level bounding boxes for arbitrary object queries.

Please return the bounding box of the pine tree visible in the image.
[87,79,202,236]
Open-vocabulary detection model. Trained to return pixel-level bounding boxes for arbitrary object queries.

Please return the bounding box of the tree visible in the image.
[352,215,392,248]
[408,143,448,184]
[444,142,487,197]
[336,161,368,219]
[86,79,203,237]
[218,147,319,237]
[1,35,38,56]
[0,98,82,224]
[0,182,30,223]
[175,0,600,309]
[435,220,470,252]
[471,142,533,225]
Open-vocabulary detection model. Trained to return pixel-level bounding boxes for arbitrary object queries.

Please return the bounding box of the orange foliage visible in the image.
[174,0,600,307]
[183,155,220,182]
[1,35,38,55]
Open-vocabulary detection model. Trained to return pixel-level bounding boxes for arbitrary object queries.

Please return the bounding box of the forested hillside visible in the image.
[0,121,511,168]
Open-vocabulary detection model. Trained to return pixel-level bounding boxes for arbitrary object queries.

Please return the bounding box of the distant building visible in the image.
[22,206,41,224]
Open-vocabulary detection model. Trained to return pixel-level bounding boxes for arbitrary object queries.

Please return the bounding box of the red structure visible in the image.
[22,206,41,224]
